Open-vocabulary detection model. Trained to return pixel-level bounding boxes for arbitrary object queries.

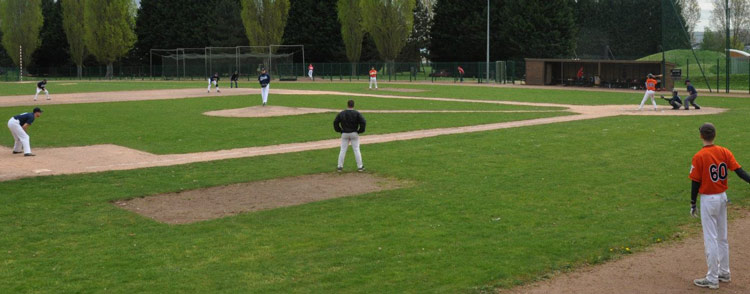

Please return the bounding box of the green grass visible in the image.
[639,49,750,91]
[2,94,565,154]
[1,83,750,293]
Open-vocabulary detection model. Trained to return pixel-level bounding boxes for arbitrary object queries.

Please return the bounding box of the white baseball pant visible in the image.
[338,132,362,169]
[207,79,219,92]
[34,87,49,100]
[308,70,313,80]
[7,118,31,154]
[369,77,378,89]
[700,192,730,284]
[639,90,657,110]
[261,85,269,104]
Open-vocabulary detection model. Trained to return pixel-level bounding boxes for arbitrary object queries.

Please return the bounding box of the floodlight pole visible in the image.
[486,0,490,83]
[725,0,730,93]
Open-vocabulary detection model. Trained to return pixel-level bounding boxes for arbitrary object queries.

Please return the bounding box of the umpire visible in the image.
[334,100,366,172]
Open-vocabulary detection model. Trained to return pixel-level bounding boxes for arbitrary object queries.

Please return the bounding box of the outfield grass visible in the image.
[1,83,750,293]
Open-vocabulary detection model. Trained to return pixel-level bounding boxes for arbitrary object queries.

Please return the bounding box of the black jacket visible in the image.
[334,109,366,133]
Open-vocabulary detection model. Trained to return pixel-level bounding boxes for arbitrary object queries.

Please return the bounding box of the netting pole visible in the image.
[175,49,179,81]
[716,59,720,91]
[725,0,730,93]
[19,45,23,82]
[149,49,152,80]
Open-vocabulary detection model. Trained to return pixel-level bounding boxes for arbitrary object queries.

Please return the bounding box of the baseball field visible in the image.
[2,80,750,293]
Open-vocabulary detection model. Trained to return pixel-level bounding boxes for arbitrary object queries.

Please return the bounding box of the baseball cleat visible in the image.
[12,151,22,154]
[357,167,365,172]
[719,274,731,282]
[24,153,36,157]
[337,167,342,172]
[693,278,719,289]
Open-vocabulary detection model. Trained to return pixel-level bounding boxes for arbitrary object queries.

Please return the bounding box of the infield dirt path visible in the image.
[1,87,741,293]
[0,88,724,182]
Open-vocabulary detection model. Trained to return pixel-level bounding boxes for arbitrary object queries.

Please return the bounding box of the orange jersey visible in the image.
[689,145,741,194]
[369,69,377,78]
[645,78,657,91]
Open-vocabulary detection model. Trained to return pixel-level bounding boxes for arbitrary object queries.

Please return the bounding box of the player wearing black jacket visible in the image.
[334,100,366,172]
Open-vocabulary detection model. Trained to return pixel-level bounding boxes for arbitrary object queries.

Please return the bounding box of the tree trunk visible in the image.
[76,64,83,79]
[106,62,113,79]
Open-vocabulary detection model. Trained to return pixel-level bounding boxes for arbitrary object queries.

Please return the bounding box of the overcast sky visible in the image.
[696,0,714,31]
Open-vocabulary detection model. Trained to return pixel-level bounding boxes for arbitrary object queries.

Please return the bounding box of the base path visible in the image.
[0,89,724,182]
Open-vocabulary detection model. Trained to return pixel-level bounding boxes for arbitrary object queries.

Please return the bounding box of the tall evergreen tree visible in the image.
[84,0,136,78]
[208,0,247,47]
[62,0,87,78]
[240,0,290,52]
[131,0,215,65]
[501,0,576,59]
[32,0,71,69]
[429,0,503,62]
[337,0,365,66]
[0,31,12,67]
[361,0,415,67]
[282,0,345,62]
[0,0,44,67]
[398,0,431,64]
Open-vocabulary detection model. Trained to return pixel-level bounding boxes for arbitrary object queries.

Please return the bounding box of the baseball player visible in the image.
[660,90,683,110]
[684,79,701,110]
[258,68,270,106]
[333,99,366,172]
[34,79,50,101]
[308,64,314,80]
[457,66,465,82]
[7,107,43,156]
[230,71,239,88]
[207,72,220,93]
[368,67,378,89]
[638,73,660,110]
[689,123,750,289]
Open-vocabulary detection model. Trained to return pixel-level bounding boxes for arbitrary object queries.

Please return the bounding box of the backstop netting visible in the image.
[151,45,303,81]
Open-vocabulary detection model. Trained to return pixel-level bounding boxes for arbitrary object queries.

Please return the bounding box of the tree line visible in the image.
[0,0,747,77]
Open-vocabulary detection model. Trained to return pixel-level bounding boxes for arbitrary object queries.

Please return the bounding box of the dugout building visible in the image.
[525,58,676,90]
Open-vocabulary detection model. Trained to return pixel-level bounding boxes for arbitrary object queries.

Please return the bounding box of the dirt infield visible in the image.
[114,173,406,224]
[499,208,750,294]
[0,87,740,293]
[0,89,724,182]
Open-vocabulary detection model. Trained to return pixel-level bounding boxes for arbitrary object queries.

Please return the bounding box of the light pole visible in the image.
[486,0,490,83]
[725,0,730,93]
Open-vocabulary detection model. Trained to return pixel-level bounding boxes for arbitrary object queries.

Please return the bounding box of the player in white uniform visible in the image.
[207,72,220,93]
[258,69,270,106]
[308,64,314,80]
[34,79,50,101]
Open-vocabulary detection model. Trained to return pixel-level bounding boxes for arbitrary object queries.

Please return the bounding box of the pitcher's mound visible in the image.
[114,173,407,224]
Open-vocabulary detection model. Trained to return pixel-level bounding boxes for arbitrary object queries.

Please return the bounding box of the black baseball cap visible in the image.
[33,107,43,113]
[685,79,691,83]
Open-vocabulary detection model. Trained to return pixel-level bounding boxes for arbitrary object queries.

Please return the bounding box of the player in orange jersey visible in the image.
[368,67,378,89]
[638,73,661,110]
[689,123,750,289]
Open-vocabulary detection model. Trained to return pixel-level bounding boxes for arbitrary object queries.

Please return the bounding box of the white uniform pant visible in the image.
[700,192,730,284]
[308,70,313,80]
[369,77,378,89]
[7,118,31,154]
[261,85,269,104]
[34,87,49,100]
[639,90,657,110]
[338,132,362,169]
[207,79,219,92]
